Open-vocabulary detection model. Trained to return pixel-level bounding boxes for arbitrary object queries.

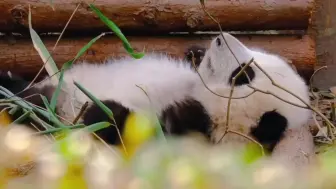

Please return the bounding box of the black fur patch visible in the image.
[161,98,212,139]
[18,85,55,108]
[250,110,288,153]
[0,72,56,129]
[229,63,255,86]
[0,71,30,98]
[184,45,206,68]
[82,100,131,145]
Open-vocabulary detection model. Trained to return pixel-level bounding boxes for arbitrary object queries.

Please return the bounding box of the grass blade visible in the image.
[35,124,86,135]
[0,87,57,129]
[73,81,115,122]
[50,33,106,112]
[89,4,144,59]
[28,5,59,85]
[11,111,31,124]
[41,96,67,128]
[86,122,111,133]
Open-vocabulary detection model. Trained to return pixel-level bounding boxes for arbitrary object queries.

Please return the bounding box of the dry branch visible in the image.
[0,0,314,33]
[0,34,315,81]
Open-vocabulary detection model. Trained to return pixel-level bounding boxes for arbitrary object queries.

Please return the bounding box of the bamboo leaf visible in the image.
[0,87,56,128]
[85,122,111,133]
[41,96,67,128]
[50,33,106,112]
[11,111,31,125]
[28,5,59,85]
[89,4,144,59]
[73,82,115,122]
[8,106,20,115]
[35,124,86,135]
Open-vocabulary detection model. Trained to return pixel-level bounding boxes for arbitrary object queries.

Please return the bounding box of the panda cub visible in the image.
[193,32,311,151]
[1,53,211,145]
[0,33,310,154]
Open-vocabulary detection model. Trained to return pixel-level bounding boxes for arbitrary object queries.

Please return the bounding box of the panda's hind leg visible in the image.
[82,100,131,145]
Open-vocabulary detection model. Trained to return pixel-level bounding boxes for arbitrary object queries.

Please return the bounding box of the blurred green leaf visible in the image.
[89,4,144,59]
[28,5,59,85]
[86,122,111,133]
[241,143,264,164]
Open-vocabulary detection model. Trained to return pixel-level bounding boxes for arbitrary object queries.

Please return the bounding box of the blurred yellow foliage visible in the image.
[121,112,156,158]
[0,110,13,127]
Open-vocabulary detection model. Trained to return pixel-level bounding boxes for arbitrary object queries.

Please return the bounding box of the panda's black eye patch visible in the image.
[216,37,221,46]
[228,63,255,86]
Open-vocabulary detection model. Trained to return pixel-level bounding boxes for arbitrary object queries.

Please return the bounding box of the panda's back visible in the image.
[47,54,199,117]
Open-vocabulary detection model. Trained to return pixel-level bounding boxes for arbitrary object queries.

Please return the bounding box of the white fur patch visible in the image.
[37,54,199,121]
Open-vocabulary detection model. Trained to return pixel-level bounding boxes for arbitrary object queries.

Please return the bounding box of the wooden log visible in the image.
[0,34,315,81]
[308,0,336,90]
[0,0,314,34]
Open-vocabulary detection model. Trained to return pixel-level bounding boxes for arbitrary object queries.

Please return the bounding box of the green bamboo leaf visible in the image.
[8,105,20,115]
[89,4,144,59]
[0,87,55,129]
[41,96,67,128]
[241,143,265,165]
[86,122,111,133]
[28,5,59,85]
[35,124,86,135]
[73,81,115,122]
[50,33,106,112]
[11,111,31,124]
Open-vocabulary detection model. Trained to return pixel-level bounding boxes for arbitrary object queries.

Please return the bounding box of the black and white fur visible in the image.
[0,33,311,153]
[193,33,311,151]
[1,53,211,145]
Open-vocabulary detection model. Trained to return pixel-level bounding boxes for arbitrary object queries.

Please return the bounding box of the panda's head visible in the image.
[193,32,311,154]
[198,32,255,86]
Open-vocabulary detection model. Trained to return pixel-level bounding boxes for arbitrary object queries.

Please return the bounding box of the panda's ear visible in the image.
[220,32,253,64]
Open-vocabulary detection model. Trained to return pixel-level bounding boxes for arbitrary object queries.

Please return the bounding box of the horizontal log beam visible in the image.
[0,34,315,81]
[0,0,314,34]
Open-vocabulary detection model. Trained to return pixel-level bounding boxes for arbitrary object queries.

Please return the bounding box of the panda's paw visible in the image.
[184,45,206,68]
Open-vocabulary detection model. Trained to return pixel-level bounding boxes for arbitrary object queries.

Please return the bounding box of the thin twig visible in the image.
[53,3,81,50]
[313,111,332,142]
[309,66,327,99]
[200,0,335,153]
[253,62,336,130]
[227,129,265,156]
[219,59,255,143]
[190,51,256,99]
[72,101,89,124]
[200,2,252,83]
[190,47,262,149]
[247,85,308,109]
[312,95,332,141]
[225,59,254,129]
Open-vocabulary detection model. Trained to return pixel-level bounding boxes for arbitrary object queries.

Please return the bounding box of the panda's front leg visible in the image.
[184,45,206,68]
